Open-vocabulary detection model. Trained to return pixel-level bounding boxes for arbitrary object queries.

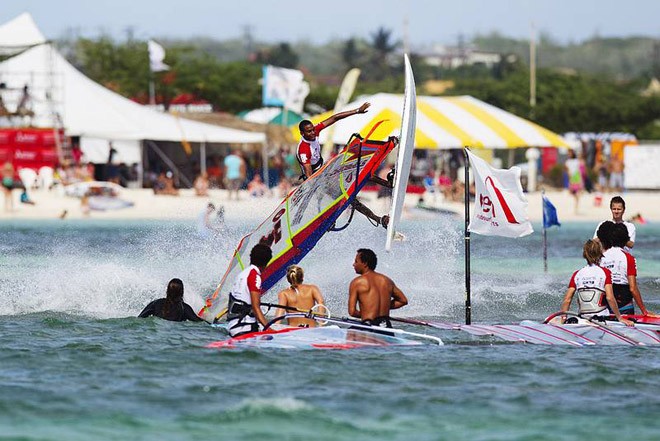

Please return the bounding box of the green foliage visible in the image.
[57,31,659,140]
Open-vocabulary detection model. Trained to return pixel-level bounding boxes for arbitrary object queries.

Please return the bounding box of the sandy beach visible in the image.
[1,185,657,224]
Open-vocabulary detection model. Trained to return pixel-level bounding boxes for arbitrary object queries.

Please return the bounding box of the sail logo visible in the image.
[260,208,286,246]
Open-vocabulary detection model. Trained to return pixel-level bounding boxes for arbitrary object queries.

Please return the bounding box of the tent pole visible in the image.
[261,142,269,187]
[138,140,145,188]
[200,142,207,176]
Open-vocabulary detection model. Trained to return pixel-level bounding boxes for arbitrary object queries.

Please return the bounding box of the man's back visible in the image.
[354,271,395,320]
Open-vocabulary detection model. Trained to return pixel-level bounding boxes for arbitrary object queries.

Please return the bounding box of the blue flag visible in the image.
[542,195,561,229]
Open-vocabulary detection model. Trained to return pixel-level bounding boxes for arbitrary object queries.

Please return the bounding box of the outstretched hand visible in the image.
[358,102,371,114]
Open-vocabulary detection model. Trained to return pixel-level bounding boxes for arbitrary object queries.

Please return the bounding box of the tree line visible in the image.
[55,29,660,139]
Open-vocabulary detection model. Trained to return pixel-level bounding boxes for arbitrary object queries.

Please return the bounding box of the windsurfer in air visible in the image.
[226,243,273,337]
[558,239,633,326]
[348,248,408,327]
[297,102,394,228]
[275,265,325,328]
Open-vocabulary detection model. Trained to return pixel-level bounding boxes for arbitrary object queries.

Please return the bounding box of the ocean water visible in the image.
[1,214,659,440]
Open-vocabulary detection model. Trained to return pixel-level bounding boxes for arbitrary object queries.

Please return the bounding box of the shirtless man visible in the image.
[348,248,408,327]
[275,265,325,327]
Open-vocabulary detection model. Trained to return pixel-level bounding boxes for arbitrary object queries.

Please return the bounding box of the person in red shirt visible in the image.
[297,102,393,228]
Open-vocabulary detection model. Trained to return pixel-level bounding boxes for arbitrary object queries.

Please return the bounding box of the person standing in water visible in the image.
[138,278,203,322]
[275,265,325,327]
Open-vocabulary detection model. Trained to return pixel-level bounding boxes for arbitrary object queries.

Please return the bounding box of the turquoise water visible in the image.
[1,216,659,440]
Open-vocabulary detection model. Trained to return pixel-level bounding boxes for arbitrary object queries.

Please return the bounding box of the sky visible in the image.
[3,0,659,47]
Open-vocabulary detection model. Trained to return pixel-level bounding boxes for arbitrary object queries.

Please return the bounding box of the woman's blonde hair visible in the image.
[286,265,304,287]
[583,239,603,265]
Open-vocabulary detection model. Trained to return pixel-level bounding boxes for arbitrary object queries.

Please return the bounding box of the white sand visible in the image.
[1,186,657,224]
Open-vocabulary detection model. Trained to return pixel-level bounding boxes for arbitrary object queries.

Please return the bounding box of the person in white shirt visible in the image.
[593,196,635,252]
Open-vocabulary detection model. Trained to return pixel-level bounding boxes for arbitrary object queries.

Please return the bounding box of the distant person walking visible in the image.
[609,155,624,193]
[2,161,14,212]
[564,149,584,215]
[224,150,245,200]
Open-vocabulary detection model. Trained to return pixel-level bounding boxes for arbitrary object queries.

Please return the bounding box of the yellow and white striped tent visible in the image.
[294,93,567,149]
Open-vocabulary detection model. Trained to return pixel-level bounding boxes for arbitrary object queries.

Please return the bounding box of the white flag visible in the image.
[148,40,169,72]
[466,149,533,238]
[262,65,309,113]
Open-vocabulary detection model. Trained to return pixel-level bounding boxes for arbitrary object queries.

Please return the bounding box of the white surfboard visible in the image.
[385,54,417,251]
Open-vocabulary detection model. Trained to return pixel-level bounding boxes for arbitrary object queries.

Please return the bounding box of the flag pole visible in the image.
[464,147,471,325]
[542,189,548,273]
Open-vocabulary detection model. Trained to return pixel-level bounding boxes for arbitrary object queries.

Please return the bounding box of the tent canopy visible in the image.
[0,12,46,54]
[294,93,567,149]
[0,44,265,144]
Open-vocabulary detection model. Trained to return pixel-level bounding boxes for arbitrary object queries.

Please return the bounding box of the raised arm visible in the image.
[321,102,370,128]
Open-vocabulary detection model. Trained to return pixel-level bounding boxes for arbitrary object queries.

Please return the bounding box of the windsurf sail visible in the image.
[199,127,396,322]
[385,54,417,251]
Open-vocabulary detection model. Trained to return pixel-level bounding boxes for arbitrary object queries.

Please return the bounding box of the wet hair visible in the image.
[163,278,184,317]
[357,248,377,270]
[596,221,615,250]
[286,265,304,287]
[610,196,626,210]
[298,119,313,133]
[611,223,630,248]
[582,239,603,265]
[250,243,272,267]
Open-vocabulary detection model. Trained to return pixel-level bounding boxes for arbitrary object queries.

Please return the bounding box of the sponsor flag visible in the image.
[262,65,310,113]
[148,40,169,72]
[542,195,561,229]
[466,149,533,238]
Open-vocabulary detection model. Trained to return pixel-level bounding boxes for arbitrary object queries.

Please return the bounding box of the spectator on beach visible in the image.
[438,169,453,201]
[224,150,245,200]
[206,156,224,189]
[609,155,624,193]
[154,171,179,196]
[2,162,14,212]
[247,174,268,198]
[564,149,584,214]
[593,196,636,252]
[138,278,203,322]
[15,85,34,120]
[20,188,35,205]
[193,172,210,197]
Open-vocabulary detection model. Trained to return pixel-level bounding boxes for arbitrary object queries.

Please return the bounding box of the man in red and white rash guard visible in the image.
[296,102,370,179]
[297,102,394,228]
[560,239,631,325]
[598,222,654,316]
[226,243,272,337]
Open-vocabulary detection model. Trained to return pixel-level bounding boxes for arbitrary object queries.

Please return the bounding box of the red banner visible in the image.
[0,128,62,176]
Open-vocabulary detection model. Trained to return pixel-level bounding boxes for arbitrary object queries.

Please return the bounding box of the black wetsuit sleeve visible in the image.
[138,300,158,318]
[183,303,204,322]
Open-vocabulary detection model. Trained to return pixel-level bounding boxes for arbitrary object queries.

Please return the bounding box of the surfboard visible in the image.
[385,54,417,251]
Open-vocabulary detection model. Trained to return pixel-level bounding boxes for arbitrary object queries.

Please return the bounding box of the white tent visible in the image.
[0,44,264,145]
[0,12,46,54]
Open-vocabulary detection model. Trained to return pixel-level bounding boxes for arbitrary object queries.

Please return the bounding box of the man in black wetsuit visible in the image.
[348,248,408,327]
[138,278,203,322]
